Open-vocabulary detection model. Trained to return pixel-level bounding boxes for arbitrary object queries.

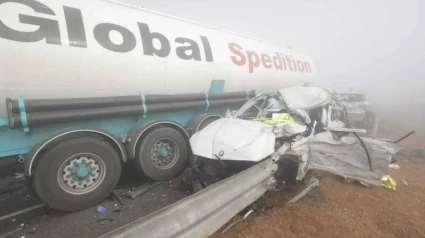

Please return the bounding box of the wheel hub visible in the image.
[159,146,169,157]
[72,163,92,179]
[150,139,179,169]
[58,154,106,195]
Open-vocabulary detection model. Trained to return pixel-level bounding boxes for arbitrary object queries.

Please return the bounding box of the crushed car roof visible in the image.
[278,86,333,110]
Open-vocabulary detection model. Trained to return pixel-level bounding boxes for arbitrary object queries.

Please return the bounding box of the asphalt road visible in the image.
[0,166,191,238]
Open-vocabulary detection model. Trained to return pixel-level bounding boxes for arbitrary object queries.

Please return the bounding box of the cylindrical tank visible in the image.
[0,0,316,117]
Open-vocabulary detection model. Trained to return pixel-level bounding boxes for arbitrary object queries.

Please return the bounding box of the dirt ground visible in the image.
[212,122,425,238]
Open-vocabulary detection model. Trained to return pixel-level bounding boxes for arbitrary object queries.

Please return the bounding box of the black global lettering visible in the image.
[0,0,214,62]
[94,23,136,53]
[138,22,171,58]
[0,0,61,45]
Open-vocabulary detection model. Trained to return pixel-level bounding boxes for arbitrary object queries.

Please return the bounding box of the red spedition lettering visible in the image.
[228,42,312,74]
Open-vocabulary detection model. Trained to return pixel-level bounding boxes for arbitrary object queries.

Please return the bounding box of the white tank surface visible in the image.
[0,0,316,117]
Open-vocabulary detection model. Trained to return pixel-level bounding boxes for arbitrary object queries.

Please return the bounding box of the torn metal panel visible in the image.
[308,131,402,186]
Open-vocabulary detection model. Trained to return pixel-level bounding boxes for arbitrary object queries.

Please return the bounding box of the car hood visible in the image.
[189,118,276,162]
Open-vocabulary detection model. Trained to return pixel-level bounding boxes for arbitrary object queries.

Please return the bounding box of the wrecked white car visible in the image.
[185,86,407,192]
[337,92,376,128]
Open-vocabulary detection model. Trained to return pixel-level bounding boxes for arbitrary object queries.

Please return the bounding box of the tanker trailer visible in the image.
[0,0,316,211]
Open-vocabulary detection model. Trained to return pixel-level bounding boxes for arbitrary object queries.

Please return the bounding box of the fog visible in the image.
[120,0,425,134]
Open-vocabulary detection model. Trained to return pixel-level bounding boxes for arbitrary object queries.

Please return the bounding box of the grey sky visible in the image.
[119,0,425,131]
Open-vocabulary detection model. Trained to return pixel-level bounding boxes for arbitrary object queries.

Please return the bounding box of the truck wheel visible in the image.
[33,137,121,211]
[135,127,188,180]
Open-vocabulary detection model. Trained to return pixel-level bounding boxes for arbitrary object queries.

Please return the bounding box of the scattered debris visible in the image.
[129,181,163,199]
[221,209,255,234]
[112,191,125,205]
[389,163,400,169]
[343,176,370,187]
[27,228,37,235]
[177,159,234,193]
[114,181,163,200]
[381,175,397,191]
[96,218,114,222]
[401,179,408,187]
[113,208,121,213]
[96,218,114,225]
[288,177,319,203]
[251,193,275,212]
[96,206,106,213]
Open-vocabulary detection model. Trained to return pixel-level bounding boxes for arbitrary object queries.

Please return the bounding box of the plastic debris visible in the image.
[388,163,400,169]
[343,176,370,187]
[401,179,408,187]
[381,175,397,191]
[96,206,106,213]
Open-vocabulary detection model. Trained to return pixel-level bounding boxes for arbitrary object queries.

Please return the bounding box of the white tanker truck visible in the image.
[0,0,316,211]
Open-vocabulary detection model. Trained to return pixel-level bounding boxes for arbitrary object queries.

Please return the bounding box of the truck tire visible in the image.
[135,127,189,181]
[33,137,121,211]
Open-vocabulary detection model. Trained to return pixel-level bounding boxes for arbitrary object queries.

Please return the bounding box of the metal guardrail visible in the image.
[100,158,278,238]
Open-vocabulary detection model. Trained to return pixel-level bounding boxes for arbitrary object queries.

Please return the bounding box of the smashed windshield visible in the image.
[233,93,287,120]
